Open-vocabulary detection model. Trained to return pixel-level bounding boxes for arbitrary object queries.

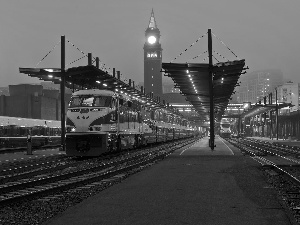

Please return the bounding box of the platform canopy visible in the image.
[19,66,183,116]
[162,59,246,122]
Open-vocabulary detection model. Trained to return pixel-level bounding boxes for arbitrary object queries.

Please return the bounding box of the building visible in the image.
[277,81,300,113]
[0,84,70,120]
[162,80,180,94]
[235,69,283,103]
[0,87,9,96]
[143,9,163,97]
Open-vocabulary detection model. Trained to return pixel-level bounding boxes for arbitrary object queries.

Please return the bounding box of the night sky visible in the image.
[1,0,299,87]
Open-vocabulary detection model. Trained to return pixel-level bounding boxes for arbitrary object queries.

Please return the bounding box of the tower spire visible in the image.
[148,8,157,29]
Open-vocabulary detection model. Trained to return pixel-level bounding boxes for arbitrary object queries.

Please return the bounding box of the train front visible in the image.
[66,89,117,156]
[219,120,231,138]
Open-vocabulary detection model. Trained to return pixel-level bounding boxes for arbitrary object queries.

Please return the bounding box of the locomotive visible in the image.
[219,119,231,138]
[66,89,197,156]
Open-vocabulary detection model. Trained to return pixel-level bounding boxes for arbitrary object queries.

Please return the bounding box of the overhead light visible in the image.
[96,81,101,84]
[103,83,107,87]
[48,75,53,78]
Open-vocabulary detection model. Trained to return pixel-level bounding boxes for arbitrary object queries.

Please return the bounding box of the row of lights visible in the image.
[186,70,198,94]
[46,70,180,116]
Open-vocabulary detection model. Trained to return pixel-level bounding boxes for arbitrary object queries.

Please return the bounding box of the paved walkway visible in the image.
[43,137,292,225]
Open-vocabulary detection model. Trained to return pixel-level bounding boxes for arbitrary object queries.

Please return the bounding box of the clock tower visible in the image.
[144,9,163,97]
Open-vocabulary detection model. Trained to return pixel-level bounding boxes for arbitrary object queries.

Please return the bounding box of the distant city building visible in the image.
[0,84,70,120]
[163,80,180,94]
[235,69,283,103]
[41,81,72,94]
[276,81,300,113]
[0,87,9,96]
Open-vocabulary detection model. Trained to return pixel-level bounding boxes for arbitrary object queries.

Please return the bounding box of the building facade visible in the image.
[143,9,163,97]
[277,81,300,113]
[235,69,283,103]
[0,84,70,120]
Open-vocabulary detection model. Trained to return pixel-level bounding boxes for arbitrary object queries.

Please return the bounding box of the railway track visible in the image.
[0,137,198,224]
[0,154,69,178]
[227,137,300,224]
[0,138,196,205]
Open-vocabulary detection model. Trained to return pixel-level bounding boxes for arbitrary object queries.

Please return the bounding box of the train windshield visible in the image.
[221,124,230,128]
[69,95,112,107]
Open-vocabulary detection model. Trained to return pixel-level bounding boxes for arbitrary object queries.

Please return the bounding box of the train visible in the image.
[66,89,198,156]
[0,116,61,149]
[219,119,231,138]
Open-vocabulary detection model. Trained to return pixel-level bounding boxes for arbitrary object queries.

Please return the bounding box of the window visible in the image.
[70,97,81,107]
[147,52,157,58]
[94,96,110,107]
[82,97,94,106]
[221,124,230,128]
[69,95,112,107]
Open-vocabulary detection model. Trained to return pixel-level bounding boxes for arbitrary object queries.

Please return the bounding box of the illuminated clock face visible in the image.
[147,36,157,44]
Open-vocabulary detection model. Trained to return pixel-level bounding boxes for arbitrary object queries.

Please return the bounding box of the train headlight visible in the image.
[66,126,76,132]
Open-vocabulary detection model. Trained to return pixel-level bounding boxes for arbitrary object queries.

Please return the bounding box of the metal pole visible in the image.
[26,129,32,155]
[275,88,278,140]
[208,29,214,150]
[117,96,121,150]
[88,53,92,66]
[96,57,99,68]
[60,35,66,151]
[269,93,273,139]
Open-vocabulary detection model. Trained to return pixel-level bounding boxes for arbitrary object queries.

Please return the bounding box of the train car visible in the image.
[219,119,231,138]
[0,116,61,149]
[66,89,197,156]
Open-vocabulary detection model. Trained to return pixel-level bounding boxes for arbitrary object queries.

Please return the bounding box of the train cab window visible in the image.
[70,95,112,107]
[69,97,81,107]
[94,96,111,107]
[221,123,230,128]
[82,96,94,107]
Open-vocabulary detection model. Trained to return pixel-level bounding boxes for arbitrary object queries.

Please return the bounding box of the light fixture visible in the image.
[147,36,157,44]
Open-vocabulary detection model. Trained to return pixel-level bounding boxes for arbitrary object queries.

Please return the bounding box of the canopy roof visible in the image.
[162,59,247,122]
[19,66,184,117]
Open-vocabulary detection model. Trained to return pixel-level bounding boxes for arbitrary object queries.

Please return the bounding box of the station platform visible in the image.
[44,136,291,225]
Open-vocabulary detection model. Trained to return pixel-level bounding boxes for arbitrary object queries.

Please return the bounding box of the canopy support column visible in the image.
[208,29,215,150]
[60,35,66,151]
[275,88,279,140]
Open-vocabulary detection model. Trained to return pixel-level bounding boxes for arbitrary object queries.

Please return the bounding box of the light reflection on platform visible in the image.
[177,136,236,156]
